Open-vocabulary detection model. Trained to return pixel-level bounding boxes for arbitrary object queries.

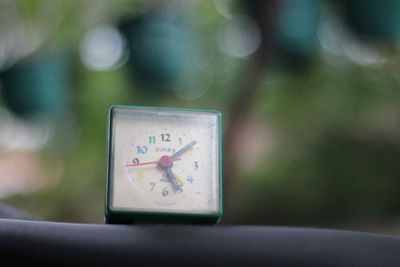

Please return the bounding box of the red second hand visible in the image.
[125,158,181,167]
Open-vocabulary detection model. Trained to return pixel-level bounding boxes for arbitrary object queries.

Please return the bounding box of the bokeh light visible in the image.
[79,25,127,71]
[217,15,261,58]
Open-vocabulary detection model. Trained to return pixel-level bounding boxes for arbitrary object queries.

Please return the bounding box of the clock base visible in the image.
[105,214,220,225]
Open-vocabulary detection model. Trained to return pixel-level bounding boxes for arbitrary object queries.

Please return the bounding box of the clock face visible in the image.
[107,106,221,218]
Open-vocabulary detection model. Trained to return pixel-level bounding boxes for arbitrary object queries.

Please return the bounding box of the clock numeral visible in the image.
[179,137,182,145]
[187,176,194,184]
[148,136,156,144]
[160,173,168,183]
[162,187,169,196]
[136,146,148,154]
[137,171,144,181]
[132,158,139,165]
[194,161,199,170]
[150,182,155,191]
[161,133,171,142]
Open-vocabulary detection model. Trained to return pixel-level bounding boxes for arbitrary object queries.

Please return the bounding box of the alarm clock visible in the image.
[105,106,222,224]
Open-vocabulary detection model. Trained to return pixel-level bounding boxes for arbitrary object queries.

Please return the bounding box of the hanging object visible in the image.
[118,7,191,92]
[0,52,69,119]
[276,0,322,68]
[342,0,400,44]
[238,0,321,70]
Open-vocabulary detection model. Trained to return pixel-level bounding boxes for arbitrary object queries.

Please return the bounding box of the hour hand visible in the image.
[165,168,181,192]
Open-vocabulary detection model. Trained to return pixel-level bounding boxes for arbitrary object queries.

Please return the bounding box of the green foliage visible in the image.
[233,129,400,225]
[231,58,400,226]
[3,1,400,230]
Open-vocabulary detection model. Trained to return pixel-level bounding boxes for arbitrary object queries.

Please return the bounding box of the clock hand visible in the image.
[156,155,181,191]
[172,170,185,185]
[126,140,196,167]
[125,158,181,167]
[171,140,197,159]
[165,167,181,192]
[159,141,197,191]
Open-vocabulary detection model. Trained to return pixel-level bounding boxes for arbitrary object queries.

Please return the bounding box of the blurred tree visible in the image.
[223,0,400,227]
[222,0,280,223]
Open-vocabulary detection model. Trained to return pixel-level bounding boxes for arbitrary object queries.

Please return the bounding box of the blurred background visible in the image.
[1,0,400,236]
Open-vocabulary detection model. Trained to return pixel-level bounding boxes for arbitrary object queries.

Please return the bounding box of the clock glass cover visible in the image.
[106,106,222,224]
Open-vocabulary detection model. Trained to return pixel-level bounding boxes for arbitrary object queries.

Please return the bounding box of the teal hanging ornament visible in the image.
[0,53,69,119]
[238,0,321,69]
[119,8,191,92]
[276,0,322,68]
[342,0,400,44]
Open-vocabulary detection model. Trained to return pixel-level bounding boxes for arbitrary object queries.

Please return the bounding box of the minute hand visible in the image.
[171,140,197,159]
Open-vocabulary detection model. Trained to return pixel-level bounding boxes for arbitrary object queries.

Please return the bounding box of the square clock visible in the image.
[105,106,222,224]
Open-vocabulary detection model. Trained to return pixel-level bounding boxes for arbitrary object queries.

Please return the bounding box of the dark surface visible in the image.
[1,219,400,266]
[0,203,37,220]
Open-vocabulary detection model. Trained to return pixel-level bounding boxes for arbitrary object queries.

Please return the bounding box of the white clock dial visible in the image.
[108,107,221,217]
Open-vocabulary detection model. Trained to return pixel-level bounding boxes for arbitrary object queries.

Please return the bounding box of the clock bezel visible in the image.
[105,105,223,224]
